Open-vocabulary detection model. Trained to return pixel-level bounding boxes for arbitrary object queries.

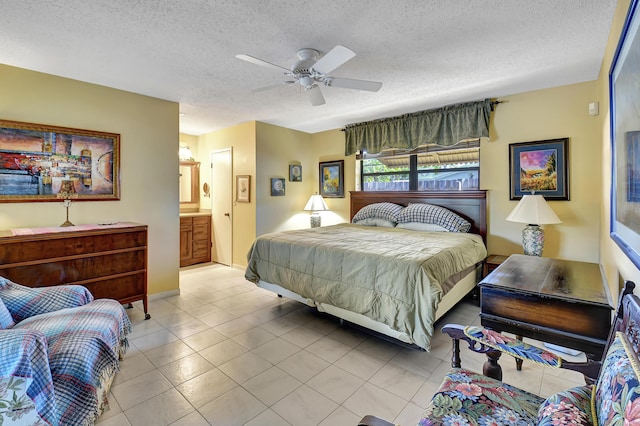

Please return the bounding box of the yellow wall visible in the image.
[0,64,180,296]
[483,81,601,262]
[197,121,257,269]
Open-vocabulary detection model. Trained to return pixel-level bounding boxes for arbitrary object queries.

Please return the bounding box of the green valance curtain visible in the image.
[344,98,493,156]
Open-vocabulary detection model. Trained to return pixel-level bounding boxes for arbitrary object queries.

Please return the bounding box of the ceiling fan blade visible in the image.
[251,82,291,93]
[236,54,289,72]
[306,85,325,106]
[311,45,356,74]
[327,77,382,92]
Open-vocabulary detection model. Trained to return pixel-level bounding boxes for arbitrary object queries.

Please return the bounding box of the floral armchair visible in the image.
[0,277,131,426]
[359,281,640,426]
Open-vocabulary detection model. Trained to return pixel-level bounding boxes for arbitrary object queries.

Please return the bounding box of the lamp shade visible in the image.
[506,194,561,225]
[304,194,329,212]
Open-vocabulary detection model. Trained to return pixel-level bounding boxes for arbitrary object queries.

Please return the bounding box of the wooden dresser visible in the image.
[0,222,150,319]
[180,214,211,267]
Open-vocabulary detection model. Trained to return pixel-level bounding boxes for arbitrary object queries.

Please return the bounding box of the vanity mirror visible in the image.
[179,161,200,204]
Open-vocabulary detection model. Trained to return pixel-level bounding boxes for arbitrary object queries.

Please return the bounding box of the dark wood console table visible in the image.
[479,254,612,371]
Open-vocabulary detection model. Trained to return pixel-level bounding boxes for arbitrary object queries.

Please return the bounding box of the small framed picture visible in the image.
[236,175,250,203]
[319,160,344,198]
[271,178,285,196]
[289,164,302,182]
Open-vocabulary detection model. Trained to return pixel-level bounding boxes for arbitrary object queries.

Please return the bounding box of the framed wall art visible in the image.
[319,160,344,198]
[289,164,302,182]
[0,119,120,202]
[509,138,569,200]
[271,177,285,196]
[236,175,250,203]
[610,0,640,269]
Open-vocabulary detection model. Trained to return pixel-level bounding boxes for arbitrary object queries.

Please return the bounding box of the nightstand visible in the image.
[483,254,509,277]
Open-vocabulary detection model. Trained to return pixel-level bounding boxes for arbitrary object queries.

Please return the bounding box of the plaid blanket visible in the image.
[0,329,57,426]
[12,299,131,425]
[0,278,94,323]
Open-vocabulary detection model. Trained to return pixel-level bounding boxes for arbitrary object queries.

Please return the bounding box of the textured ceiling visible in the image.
[1,1,618,136]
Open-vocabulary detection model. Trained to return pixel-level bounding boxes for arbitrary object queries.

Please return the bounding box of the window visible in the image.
[359,142,480,191]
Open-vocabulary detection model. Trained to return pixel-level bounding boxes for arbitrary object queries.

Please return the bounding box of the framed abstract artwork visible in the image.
[0,119,120,202]
[509,138,569,200]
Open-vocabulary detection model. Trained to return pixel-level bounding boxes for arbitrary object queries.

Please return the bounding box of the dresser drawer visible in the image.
[0,249,146,287]
[0,230,147,264]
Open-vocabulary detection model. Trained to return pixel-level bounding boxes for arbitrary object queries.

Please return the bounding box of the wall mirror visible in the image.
[179,161,200,204]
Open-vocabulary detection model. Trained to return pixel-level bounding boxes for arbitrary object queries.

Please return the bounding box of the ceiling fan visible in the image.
[236,45,382,106]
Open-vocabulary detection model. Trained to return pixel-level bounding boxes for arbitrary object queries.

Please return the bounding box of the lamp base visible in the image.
[522,224,544,256]
[310,212,321,228]
[60,202,74,227]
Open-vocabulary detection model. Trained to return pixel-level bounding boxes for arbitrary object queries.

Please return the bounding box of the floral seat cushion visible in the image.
[419,368,544,425]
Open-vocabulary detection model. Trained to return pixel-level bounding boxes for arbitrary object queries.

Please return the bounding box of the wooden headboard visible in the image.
[349,190,488,243]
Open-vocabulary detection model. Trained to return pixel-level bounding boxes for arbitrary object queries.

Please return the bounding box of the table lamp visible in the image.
[304,194,328,228]
[506,192,561,256]
[57,180,78,227]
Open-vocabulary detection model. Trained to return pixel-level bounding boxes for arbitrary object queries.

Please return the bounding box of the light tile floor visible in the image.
[97,263,586,426]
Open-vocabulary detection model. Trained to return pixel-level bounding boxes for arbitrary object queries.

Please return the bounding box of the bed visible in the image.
[245,190,488,351]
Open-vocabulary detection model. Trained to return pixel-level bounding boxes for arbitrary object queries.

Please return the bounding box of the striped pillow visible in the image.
[397,203,471,232]
[352,202,403,224]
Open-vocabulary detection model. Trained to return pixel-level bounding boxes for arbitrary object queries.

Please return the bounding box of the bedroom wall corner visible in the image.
[255,122,316,235]
[197,121,257,268]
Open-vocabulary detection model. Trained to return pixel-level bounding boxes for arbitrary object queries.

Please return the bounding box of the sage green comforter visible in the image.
[245,223,487,350]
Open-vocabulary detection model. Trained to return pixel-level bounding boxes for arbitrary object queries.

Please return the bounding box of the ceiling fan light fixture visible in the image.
[299,76,314,88]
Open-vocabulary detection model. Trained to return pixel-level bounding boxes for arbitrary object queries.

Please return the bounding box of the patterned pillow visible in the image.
[397,203,471,232]
[0,297,15,329]
[593,332,640,425]
[352,202,403,223]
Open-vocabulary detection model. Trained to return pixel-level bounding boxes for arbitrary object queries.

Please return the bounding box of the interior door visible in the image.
[210,148,233,266]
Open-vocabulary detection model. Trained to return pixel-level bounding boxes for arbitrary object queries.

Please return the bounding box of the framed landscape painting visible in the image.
[0,119,120,202]
[509,138,569,200]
